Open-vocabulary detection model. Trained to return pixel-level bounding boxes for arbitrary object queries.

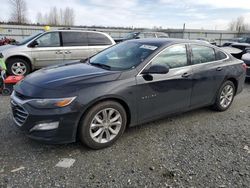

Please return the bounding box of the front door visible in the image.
[136,44,193,123]
[31,32,64,68]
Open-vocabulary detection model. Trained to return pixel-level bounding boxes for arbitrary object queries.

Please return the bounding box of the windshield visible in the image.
[16,32,43,45]
[89,41,160,71]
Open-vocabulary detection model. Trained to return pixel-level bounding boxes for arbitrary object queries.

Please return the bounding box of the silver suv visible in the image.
[0,30,115,75]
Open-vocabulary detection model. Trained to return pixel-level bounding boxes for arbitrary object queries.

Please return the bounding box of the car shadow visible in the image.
[15,106,213,153]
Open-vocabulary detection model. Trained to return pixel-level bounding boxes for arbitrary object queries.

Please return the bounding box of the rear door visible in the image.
[61,31,90,63]
[189,44,228,108]
[31,32,64,67]
[87,32,114,56]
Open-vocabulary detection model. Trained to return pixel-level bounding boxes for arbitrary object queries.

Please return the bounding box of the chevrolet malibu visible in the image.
[11,39,246,149]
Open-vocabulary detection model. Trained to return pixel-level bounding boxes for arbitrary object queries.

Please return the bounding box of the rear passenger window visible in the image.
[215,50,227,60]
[191,45,216,64]
[88,33,112,46]
[62,32,88,46]
[151,44,188,69]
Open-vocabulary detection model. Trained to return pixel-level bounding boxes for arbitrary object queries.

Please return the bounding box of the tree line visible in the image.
[7,0,75,26]
[3,0,250,31]
[228,16,249,32]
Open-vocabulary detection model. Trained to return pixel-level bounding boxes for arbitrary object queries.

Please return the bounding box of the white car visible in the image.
[0,30,115,75]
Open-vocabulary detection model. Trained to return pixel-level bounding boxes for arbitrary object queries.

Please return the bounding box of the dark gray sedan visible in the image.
[11,39,246,149]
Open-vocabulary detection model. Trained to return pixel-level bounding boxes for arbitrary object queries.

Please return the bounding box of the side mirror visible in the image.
[142,64,169,74]
[29,40,38,48]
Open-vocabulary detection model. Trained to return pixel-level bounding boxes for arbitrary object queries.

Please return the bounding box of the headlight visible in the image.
[27,97,76,109]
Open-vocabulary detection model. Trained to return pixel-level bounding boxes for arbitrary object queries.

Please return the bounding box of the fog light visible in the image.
[30,122,59,132]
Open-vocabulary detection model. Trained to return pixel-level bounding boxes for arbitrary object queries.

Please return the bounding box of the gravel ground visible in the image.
[0,82,250,188]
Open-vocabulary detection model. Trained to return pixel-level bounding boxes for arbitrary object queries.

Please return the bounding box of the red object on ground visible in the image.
[4,75,24,84]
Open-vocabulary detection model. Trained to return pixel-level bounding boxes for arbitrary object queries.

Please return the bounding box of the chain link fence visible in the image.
[0,24,250,46]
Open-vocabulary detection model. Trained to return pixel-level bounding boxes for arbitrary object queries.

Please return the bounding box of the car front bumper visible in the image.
[10,92,81,144]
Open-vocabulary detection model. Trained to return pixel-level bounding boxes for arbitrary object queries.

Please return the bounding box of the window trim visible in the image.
[138,43,190,75]
[188,43,229,65]
[137,43,229,76]
[189,43,216,65]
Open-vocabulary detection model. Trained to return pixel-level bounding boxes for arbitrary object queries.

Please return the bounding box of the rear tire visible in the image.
[7,58,31,76]
[79,101,127,149]
[212,80,235,111]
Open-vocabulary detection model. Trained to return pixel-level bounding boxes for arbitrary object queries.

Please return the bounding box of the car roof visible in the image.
[128,38,213,46]
[47,30,106,34]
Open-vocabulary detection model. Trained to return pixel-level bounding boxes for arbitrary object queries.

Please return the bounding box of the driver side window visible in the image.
[36,32,60,47]
[151,44,188,69]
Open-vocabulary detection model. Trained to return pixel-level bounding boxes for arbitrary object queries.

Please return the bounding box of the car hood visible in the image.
[0,44,16,52]
[15,62,121,96]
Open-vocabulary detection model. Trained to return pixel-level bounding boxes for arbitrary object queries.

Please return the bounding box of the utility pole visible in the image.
[182,23,186,39]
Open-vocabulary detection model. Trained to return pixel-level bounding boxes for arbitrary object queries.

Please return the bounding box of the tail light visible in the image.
[242,63,247,71]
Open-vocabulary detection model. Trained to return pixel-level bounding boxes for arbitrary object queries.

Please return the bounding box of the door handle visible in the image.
[55,51,63,54]
[64,51,72,54]
[216,67,223,71]
[182,72,192,78]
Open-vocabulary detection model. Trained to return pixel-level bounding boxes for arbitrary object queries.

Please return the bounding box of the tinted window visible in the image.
[62,32,88,46]
[191,45,216,64]
[151,44,188,69]
[90,41,159,70]
[215,50,227,60]
[36,32,60,47]
[144,33,156,38]
[88,32,112,46]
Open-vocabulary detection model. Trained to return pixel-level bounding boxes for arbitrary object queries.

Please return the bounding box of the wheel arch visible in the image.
[226,77,238,94]
[5,55,33,71]
[75,96,132,140]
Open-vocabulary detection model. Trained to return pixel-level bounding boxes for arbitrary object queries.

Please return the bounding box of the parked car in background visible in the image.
[241,53,250,78]
[196,38,217,45]
[114,31,169,43]
[227,43,250,59]
[0,30,115,75]
[222,37,250,47]
[11,39,246,149]
[0,35,16,46]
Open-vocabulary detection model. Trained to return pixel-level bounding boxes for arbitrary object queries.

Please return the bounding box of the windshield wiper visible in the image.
[91,63,111,70]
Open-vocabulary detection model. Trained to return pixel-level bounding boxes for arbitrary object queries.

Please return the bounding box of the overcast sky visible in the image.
[1,0,250,30]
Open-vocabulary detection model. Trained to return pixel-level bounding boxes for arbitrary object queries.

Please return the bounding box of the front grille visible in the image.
[11,100,28,126]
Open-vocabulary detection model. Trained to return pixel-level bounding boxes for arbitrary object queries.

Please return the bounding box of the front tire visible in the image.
[212,80,235,111]
[79,101,127,149]
[7,58,31,76]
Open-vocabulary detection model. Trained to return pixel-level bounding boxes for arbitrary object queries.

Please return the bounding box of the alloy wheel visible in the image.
[220,84,234,108]
[89,108,122,144]
[11,62,27,75]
